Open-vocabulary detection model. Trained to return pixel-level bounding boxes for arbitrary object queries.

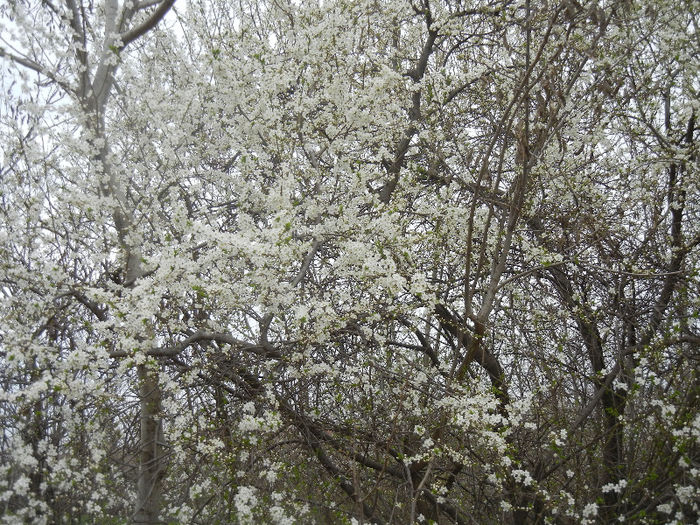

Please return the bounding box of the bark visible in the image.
[133,364,166,524]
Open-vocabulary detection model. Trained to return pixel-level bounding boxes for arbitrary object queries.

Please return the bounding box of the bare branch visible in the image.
[119,0,177,50]
[109,330,281,359]
[0,47,73,94]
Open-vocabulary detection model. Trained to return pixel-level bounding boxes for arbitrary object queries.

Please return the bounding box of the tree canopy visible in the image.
[0,0,698,523]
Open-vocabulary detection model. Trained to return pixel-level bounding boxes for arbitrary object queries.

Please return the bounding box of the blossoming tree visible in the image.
[1,0,698,523]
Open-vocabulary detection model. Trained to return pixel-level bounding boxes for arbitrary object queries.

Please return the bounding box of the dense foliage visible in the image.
[1,0,698,523]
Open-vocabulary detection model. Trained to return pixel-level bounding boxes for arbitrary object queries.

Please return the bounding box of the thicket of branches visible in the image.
[1,0,698,523]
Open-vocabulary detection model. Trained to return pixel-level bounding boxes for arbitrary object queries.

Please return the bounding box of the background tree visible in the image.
[1,0,698,524]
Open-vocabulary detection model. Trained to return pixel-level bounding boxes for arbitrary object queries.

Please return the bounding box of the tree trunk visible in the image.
[133,363,165,524]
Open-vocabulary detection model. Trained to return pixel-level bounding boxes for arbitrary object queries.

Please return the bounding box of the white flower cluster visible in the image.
[234,485,258,524]
[238,409,282,437]
[601,479,627,494]
[511,469,535,487]
[550,429,567,447]
[581,502,598,523]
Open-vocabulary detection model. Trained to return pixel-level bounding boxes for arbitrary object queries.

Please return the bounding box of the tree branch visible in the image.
[109,330,281,359]
[0,47,73,94]
[119,0,176,50]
